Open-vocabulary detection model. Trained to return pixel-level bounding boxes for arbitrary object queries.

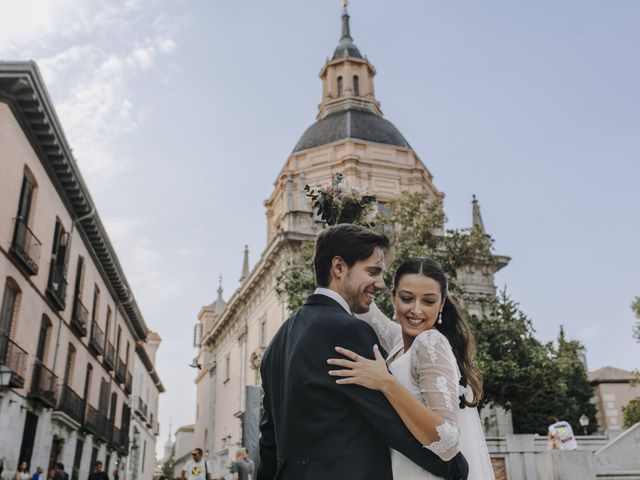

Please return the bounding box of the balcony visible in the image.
[88,321,104,356]
[103,341,115,371]
[0,334,28,388]
[46,261,68,311]
[28,360,58,407]
[124,371,132,395]
[111,425,128,453]
[84,404,101,436]
[70,297,88,337]
[58,384,84,425]
[115,358,126,384]
[10,217,41,276]
[153,420,160,436]
[134,397,148,420]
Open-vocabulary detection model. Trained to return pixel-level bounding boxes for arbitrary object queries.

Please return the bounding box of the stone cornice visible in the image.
[202,230,314,348]
[0,61,149,341]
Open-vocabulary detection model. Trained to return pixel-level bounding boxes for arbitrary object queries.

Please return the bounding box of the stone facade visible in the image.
[589,366,640,433]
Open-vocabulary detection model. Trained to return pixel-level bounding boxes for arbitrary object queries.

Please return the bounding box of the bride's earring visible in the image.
[437,310,443,324]
[392,309,397,321]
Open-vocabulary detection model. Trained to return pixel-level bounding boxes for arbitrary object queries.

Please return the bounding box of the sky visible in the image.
[1,0,639,457]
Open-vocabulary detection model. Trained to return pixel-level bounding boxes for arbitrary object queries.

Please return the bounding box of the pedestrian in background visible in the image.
[32,467,43,480]
[87,462,109,480]
[181,449,211,480]
[15,462,30,480]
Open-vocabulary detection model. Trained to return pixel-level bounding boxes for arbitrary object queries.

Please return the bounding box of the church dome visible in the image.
[293,107,411,153]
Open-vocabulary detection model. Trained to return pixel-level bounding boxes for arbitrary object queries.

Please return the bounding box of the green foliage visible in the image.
[632,296,640,342]
[623,397,640,427]
[161,445,175,479]
[470,292,597,434]
[274,242,316,312]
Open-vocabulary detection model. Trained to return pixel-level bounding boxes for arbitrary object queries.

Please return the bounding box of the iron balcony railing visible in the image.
[29,360,58,407]
[112,425,121,449]
[103,341,115,371]
[10,217,41,276]
[84,404,102,437]
[135,396,148,420]
[46,261,68,311]
[115,358,126,384]
[0,334,28,388]
[147,411,154,428]
[124,371,132,395]
[71,297,88,337]
[58,384,84,424]
[89,321,104,356]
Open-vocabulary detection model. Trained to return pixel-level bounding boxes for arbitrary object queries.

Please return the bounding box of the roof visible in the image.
[332,8,363,60]
[293,107,411,153]
[0,61,149,341]
[589,366,637,383]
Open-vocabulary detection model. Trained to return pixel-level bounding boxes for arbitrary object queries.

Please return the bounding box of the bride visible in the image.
[328,257,495,480]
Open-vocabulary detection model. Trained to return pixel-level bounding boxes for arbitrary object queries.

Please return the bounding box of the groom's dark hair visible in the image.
[313,224,390,287]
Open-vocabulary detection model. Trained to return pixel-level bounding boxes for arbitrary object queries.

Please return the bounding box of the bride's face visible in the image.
[393,273,444,338]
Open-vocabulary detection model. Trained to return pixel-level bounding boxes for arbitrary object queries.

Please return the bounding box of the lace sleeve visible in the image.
[411,329,461,461]
[355,302,402,353]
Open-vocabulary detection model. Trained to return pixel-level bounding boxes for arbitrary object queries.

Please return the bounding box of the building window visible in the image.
[260,317,267,347]
[104,306,112,351]
[36,315,52,363]
[353,75,359,96]
[63,344,76,385]
[91,285,100,324]
[337,76,343,97]
[11,170,41,275]
[47,219,69,310]
[0,279,21,364]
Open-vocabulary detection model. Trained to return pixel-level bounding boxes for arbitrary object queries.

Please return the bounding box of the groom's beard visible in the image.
[341,283,369,314]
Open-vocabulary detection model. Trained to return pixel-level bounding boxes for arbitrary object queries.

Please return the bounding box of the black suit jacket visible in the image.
[257,294,468,480]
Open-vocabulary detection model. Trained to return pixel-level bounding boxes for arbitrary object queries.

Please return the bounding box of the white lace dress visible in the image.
[359,303,495,480]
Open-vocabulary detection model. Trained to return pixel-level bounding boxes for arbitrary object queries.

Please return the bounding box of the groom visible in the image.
[257,224,468,480]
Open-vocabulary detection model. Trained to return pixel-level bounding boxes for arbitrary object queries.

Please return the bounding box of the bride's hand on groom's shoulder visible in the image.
[327,345,394,392]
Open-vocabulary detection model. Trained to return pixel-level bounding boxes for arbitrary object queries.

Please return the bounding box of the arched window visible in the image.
[0,278,21,338]
[64,343,76,385]
[36,315,53,363]
[337,76,343,97]
[0,278,21,365]
[353,75,360,96]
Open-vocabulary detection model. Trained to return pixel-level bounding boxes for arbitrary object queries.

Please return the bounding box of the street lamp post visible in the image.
[579,414,589,436]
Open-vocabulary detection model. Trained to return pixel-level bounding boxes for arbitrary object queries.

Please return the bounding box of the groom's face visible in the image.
[337,247,386,314]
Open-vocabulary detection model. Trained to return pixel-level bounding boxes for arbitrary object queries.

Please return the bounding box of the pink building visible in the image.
[0,62,163,480]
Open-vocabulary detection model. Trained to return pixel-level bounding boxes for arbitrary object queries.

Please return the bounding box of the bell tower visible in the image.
[318,2,382,119]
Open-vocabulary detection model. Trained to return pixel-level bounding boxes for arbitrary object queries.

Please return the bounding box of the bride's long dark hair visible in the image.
[393,257,483,408]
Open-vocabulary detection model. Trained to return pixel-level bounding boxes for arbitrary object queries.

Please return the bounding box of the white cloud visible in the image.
[1,2,182,187]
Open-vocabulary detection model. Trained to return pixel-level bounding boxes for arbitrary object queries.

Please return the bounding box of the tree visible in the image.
[470,294,598,434]
[632,296,640,342]
[623,397,640,427]
[161,445,175,480]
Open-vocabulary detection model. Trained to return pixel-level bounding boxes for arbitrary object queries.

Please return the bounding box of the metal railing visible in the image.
[58,384,84,424]
[29,360,58,407]
[47,261,68,311]
[71,297,88,337]
[103,341,115,370]
[84,404,101,436]
[10,217,41,276]
[115,358,126,384]
[0,334,28,388]
[125,371,132,395]
[89,321,104,356]
[135,396,148,420]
